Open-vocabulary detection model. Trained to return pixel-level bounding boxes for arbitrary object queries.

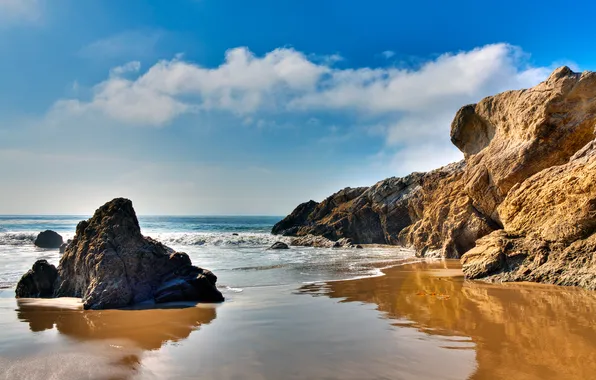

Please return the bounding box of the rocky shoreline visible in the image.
[274,66,596,289]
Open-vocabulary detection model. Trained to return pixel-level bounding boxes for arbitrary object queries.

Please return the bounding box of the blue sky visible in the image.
[0,0,593,215]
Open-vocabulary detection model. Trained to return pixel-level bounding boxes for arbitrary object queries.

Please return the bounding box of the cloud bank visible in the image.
[53,43,555,174]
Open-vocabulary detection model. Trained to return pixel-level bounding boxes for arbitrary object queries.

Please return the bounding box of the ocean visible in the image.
[0,215,414,294]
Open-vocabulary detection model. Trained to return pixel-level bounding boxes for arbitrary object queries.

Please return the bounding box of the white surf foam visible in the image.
[0,232,37,246]
[147,232,291,247]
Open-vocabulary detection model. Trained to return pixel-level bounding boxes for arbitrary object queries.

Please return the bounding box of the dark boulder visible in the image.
[333,238,354,248]
[155,271,224,304]
[269,242,289,250]
[16,198,224,309]
[34,230,63,249]
[15,260,58,298]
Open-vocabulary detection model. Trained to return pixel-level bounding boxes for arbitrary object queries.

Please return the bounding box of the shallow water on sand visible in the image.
[1,261,596,379]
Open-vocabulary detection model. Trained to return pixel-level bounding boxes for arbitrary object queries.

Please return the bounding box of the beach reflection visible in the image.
[299,261,596,380]
[8,299,217,379]
[16,299,217,350]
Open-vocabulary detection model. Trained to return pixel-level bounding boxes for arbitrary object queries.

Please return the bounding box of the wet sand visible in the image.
[1,260,596,379]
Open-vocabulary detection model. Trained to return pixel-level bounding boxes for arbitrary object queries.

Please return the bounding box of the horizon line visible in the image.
[0,214,285,218]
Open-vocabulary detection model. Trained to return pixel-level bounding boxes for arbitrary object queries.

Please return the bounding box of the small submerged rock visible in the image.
[59,239,73,253]
[269,242,289,250]
[333,238,359,248]
[16,198,224,309]
[291,235,363,249]
[34,230,63,249]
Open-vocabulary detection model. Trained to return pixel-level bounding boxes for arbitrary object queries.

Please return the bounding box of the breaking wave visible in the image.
[0,230,287,248]
[0,231,75,246]
[0,232,37,246]
[145,232,290,247]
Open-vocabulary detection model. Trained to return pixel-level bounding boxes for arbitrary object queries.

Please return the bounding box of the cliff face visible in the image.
[273,161,496,258]
[453,66,596,225]
[462,141,596,288]
[274,66,596,287]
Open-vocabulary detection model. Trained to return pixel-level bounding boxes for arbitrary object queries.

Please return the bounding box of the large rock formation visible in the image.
[453,66,596,224]
[462,141,596,288]
[16,198,224,309]
[34,230,63,249]
[275,163,495,258]
[275,66,596,288]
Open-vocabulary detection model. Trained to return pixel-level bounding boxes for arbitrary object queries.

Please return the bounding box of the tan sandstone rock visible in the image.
[461,140,596,288]
[453,66,596,223]
[275,66,596,288]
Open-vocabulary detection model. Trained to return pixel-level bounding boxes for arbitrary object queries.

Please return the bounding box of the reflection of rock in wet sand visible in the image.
[299,261,596,380]
[16,299,217,351]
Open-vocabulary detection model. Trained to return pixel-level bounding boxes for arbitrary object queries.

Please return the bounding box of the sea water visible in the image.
[2,216,595,380]
[0,215,414,294]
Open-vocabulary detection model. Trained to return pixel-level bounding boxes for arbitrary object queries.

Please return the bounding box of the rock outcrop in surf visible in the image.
[275,66,596,289]
[16,198,224,309]
[34,230,63,249]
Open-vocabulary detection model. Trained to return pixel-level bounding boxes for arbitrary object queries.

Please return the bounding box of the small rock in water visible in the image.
[232,233,239,236]
[270,242,289,250]
[34,230,63,249]
[15,260,58,298]
[59,243,68,253]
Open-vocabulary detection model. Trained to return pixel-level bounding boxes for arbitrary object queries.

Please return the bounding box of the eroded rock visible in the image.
[15,260,58,298]
[456,67,596,223]
[274,66,596,286]
[17,198,224,309]
[461,140,596,288]
[275,163,494,258]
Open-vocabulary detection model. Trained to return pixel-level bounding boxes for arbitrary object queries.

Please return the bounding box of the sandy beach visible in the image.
[1,260,595,379]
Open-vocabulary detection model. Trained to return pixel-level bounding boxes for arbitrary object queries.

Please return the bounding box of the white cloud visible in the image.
[292,44,549,113]
[51,43,557,173]
[0,0,40,24]
[381,50,395,59]
[55,47,329,125]
[57,43,551,124]
[110,61,141,76]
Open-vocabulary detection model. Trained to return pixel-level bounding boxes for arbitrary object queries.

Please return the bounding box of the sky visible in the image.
[0,0,594,215]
